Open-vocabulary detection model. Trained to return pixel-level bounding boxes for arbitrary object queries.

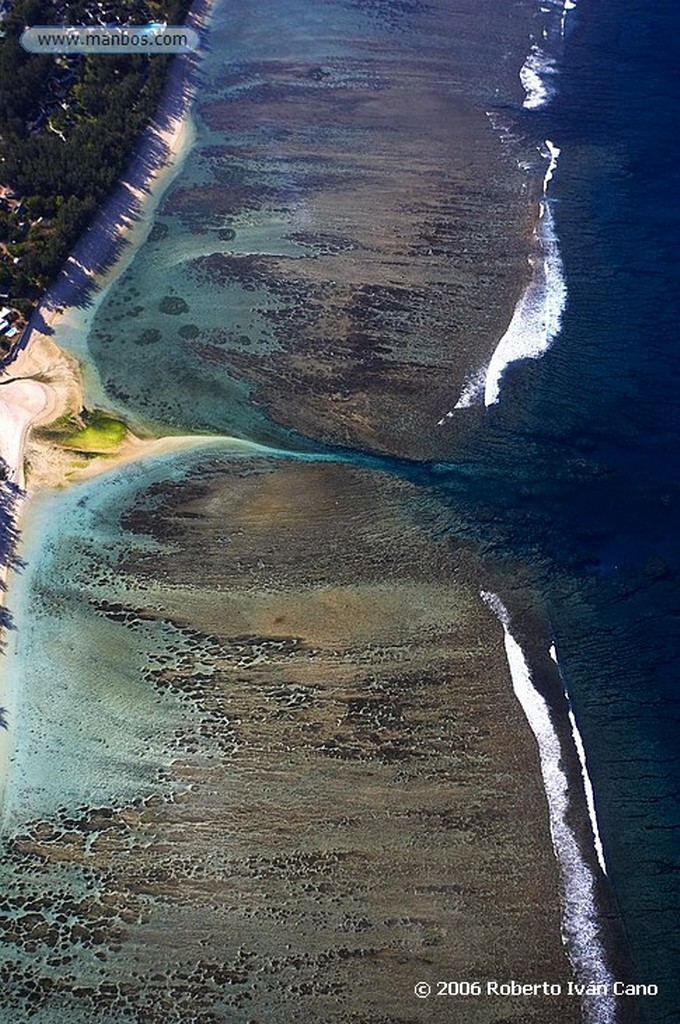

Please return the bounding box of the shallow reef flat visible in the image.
[84,0,535,459]
[0,452,579,1022]
[0,1,597,1019]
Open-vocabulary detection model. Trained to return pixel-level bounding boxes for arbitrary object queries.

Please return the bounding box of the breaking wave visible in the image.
[482,593,617,1024]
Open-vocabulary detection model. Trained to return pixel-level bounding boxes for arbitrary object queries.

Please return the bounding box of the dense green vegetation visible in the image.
[0,0,192,320]
[37,407,128,450]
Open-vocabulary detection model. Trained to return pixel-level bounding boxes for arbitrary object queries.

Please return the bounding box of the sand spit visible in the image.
[0,0,213,489]
[0,0,213,804]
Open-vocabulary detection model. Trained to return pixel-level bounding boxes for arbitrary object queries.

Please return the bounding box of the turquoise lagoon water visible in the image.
[3,446,238,830]
[1,0,678,1021]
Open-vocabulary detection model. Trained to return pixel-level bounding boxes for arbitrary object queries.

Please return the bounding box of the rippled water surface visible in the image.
[1,0,678,1022]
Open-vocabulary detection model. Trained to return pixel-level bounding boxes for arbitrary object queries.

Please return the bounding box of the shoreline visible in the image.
[0,1,621,1018]
[0,0,215,807]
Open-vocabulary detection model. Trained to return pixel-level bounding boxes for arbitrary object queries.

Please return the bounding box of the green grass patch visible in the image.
[48,409,127,452]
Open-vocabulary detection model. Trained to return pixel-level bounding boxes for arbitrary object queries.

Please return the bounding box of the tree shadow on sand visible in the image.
[13,3,211,351]
[0,477,23,639]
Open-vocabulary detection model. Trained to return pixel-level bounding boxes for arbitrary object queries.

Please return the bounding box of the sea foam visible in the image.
[550,642,608,876]
[482,593,617,1024]
[520,44,558,109]
[483,182,566,406]
[561,0,577,37]
[436,0,572,424]
[450,140,566,410]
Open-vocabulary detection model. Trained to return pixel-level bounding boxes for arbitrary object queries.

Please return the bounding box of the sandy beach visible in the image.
[0,0,212,806]
[0,46,198,491]
[0,2,630,1020]
[0,0,215,492]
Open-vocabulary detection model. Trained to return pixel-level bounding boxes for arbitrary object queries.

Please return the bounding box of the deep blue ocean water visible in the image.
[0,0,677,1020]
[472,0,680,1017]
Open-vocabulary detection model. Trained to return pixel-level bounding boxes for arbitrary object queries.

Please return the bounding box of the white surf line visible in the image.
[561,0,577,38]
[549,642,609,875]
[435,366,485,422]
[543,138,561,192]
[519,43,558,110]
[483,164,566,407]
[482,592,617,1024]
[542,0,578,39]
[436,139,566,421]
[436,0,573,426]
